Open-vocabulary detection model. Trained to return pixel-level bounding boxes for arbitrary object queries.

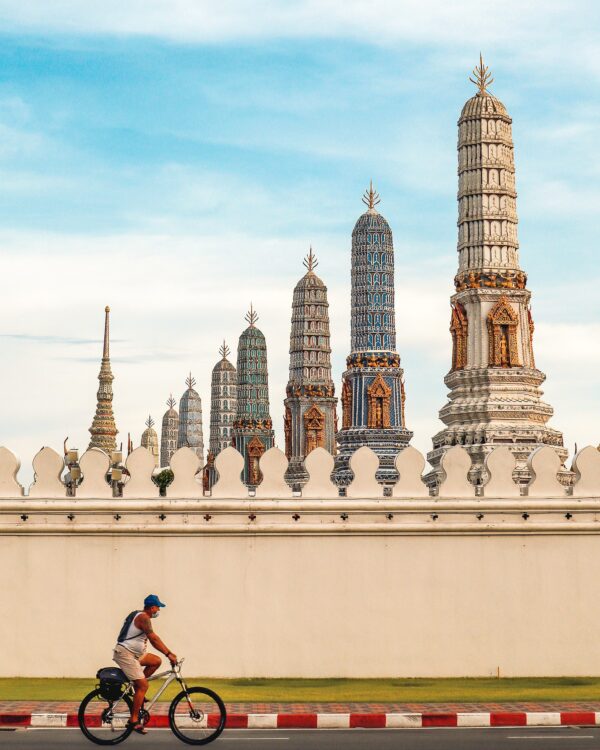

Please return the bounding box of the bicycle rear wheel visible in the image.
[78,688,133,746]
[168,686,226,745]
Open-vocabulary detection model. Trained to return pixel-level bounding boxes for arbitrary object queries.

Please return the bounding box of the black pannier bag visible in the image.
[96,667,128,700]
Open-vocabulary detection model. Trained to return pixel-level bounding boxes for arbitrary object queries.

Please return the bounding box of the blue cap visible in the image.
[144,594,166,608]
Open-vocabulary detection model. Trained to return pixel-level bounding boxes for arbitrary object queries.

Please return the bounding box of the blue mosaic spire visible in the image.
[335,184,413,486]
[351,181,397,353]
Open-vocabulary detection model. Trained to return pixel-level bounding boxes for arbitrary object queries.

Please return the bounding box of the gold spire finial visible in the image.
[245,303,259,327]
[303,245,318,272]
[469,53,494,95]
[167,394,176,409]
[219,340,231,359]
[362,180,381,210]
[145,415,155,429]
[185,372,196,390]
[102,305,110,359]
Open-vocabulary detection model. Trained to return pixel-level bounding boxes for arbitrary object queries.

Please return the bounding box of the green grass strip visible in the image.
[2,677,600,703]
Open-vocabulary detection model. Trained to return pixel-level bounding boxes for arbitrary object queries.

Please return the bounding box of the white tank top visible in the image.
[117,611,148,656]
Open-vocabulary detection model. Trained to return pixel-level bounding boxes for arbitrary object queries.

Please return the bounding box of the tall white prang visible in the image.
[427,57,567,485]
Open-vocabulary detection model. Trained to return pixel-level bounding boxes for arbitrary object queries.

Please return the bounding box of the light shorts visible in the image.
[113,644,145,681]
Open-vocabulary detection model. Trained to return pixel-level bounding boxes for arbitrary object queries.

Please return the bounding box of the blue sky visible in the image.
[0,0,598,485]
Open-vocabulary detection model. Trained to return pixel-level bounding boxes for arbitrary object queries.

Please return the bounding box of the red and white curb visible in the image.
[2,712,600,729]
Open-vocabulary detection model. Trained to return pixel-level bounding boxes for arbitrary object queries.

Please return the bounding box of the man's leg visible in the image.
[139,653,162,679]
[131,677,148,724]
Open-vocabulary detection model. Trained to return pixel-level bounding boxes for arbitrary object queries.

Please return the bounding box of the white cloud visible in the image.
[0,0,585,47]
[0,0,595,95]
[0,169,72,193]
[521,179,600,219]
[0,123,45,158]
[0,95,31,123]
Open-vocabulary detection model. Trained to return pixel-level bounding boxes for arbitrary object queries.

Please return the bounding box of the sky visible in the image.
[0,0,598,487]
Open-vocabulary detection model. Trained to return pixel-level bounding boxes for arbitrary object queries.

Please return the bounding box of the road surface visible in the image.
[2,726,600,748]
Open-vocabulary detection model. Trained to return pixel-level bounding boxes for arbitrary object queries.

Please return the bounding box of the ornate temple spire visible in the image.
[141,414,159,468]
[285,247,337,484]
[361,180,381,212]
[469,53,494,95]
[455,59,519,276]
[177,373,204,463]
[209,341,237,461]
[88,305,118,454]
[232,311,274,486]
[335,188,412,485]
[426,61,566,486]
[160,394,179,468]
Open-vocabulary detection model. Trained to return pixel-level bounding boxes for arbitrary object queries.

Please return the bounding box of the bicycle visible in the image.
[78,658,226,746]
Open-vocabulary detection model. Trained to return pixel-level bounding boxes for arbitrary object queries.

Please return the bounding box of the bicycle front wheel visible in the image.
[78,689,133,746]
[168,686,227,745]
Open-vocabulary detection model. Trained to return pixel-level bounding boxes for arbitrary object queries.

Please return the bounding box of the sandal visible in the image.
[128,720,148,735]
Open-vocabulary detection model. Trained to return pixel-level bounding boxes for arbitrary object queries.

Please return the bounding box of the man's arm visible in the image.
[135,612,177,664]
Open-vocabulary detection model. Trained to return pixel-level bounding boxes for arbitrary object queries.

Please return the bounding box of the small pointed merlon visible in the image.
[469,52,494,95]
[185,372,197,390]
[167,394,176,409]
[303,245,318,273]
[245,302,259,327]
[362,180,381,210]
[219,339,231,359]
[145,415,155,429]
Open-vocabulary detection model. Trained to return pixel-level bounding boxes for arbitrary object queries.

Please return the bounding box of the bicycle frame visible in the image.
[110,660,189,722]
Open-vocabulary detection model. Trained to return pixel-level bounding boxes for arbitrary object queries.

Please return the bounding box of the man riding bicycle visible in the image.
[113,594,177,735]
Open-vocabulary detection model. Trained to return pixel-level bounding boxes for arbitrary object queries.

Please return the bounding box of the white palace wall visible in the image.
[3,443,600,677]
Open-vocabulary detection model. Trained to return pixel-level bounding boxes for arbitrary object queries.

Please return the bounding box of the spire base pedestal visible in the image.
[427,367,567,487]
[335,427,413,487]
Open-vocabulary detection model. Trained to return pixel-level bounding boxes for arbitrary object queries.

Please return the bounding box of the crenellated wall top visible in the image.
[2,443,600,504]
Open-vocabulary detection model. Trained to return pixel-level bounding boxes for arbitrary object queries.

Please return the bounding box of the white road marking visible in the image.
[507,735,594,740]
